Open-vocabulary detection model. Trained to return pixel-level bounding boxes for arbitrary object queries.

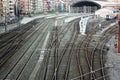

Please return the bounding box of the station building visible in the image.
[71,0,120,13]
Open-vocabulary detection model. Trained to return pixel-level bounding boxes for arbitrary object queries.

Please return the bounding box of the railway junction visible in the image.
[0,0,119,80]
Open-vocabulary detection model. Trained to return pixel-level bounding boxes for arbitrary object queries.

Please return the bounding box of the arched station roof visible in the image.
[72,0,101,9]
[72,0,120,9]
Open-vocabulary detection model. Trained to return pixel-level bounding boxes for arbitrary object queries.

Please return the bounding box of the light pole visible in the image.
[69,0,72,13]
[28,0,30,15]
[15,0,20,27]
[4,6,7,32]
[28,0,31,16]
[118,13,120,53]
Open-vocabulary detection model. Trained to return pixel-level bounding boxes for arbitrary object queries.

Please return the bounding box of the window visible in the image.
[9,8,13,10]
[10,12,13,13]
[9,1,12,3]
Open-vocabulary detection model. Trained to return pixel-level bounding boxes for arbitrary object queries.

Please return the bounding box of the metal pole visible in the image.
[5,7,7,32]
[28,0,29,15]
[15,0,20,27]
[28,0,31,16]
[16,0,17,16]
[118,13,120,53]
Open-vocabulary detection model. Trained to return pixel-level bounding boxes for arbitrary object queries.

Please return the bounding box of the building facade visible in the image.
[37,0,43,12]
[20,0,44,14]
[7,0,15,17]
[0,0,4,21]
[19,0,79,13]
[107,0,120,2]
[0,0,6,21]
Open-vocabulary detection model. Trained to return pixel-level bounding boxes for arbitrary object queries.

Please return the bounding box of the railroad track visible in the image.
[39,19,73,80]
[34,18,116,80]
[15,19,54,80]
[36,19,80,80]
[0,18,56,79]
[70,21,117,80]
[88,24,117,80]
[0,15,117,80]
[0,18,44,64]
[51,21,78,80]
[75,34,95,80]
